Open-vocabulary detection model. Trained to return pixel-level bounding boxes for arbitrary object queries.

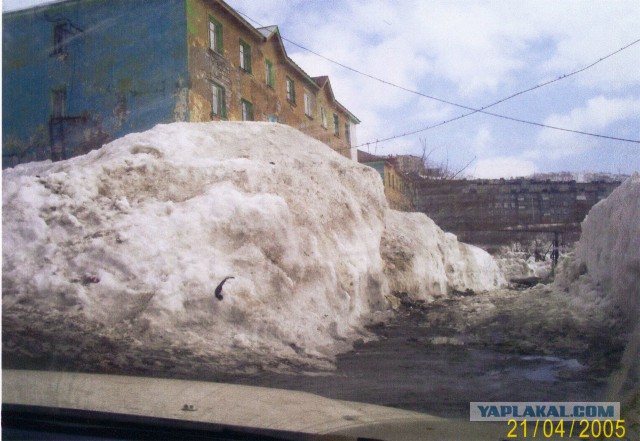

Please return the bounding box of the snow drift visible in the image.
[494,251,551,281]
[382,210,505,301]
[555,173,640,320]
[553,173,640,430]
[3,122,503,367]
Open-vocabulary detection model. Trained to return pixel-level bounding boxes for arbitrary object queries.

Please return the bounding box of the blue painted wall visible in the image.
[3,0,188,166]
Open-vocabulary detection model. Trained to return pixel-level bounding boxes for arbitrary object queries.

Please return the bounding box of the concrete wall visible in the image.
[413,178,622,249]
[3,0,189,167]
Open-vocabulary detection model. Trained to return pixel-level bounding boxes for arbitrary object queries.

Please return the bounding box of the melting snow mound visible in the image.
[555,173,640,320]
[382,210,505,301]
[3,122,503,369]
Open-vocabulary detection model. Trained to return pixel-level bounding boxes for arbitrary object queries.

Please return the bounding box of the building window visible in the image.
[52,88,66,118]
[320,107,327,128]
[286,77,295,103]
[345,122,351,146]
[239,40,252,73]
[52,23,72,56]
[209,17,223,54]
[333,113,339,137]
[265,60,274,88]
[304,91,313,117]
[211,82,226,118]
[241,99,253,121]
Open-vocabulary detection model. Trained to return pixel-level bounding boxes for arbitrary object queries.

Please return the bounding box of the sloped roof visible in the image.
[257,25,320,92]
[313,76,360,124]
[357,150,386,163]
[257,25,278,38]
[216,0,265,40]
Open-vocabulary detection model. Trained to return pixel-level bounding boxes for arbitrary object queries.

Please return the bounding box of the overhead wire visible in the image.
[283,36,640,148]
[234,9,640,146]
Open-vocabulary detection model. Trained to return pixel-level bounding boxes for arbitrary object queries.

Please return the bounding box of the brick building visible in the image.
[358,151,623,250]
[357,150,414,211]
[3,0,359,167]
[412,178,623,250]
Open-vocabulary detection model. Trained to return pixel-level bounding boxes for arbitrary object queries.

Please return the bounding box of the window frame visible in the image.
[210,82,226,119]
[208,16,223,54]
[51,88,67,118]
[345,122,351,146]
[52,23,71,56]
[303,91,313,118]
[320,107,328,128]
[333,113,340,137]
[286,77,295,104]
[239,39,252,73]
[241,99,254,121]
[265,60,275,88]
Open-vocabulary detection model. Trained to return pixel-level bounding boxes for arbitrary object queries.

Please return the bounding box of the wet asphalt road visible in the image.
[229,291,612,418]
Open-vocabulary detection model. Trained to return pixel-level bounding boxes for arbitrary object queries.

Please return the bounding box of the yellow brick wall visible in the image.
[187,0,355,158]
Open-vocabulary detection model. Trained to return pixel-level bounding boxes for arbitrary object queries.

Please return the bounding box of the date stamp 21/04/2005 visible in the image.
[505,418,626,439]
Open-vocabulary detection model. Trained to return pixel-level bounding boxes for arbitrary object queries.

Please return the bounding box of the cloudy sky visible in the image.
[4,0,640,178]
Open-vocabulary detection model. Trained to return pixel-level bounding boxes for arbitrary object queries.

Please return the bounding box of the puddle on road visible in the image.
[517,355,585,382]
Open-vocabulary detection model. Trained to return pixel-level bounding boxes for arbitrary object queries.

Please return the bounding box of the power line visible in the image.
[234,9,640,146]
[464,38,640,114]
[282,36,640,147]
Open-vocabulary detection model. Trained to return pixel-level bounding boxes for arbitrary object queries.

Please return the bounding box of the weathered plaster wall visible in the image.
[311,85,354,158]
[3,0,188,167]
[187,0,308,124]
[186,0,355,158]
[360,158,413,211]
[4,0,358,166]
[384,164,414,211]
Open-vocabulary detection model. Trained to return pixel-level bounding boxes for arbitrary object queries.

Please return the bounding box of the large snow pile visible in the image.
[555,173,640,320]
[382,210,505,301]
[554,173,640,431]
[3,122,503,368]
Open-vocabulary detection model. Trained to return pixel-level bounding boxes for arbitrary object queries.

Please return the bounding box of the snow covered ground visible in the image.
[2,122,504,370]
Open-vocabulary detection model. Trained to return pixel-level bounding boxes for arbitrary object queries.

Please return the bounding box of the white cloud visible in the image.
[545,96,640,131]
[535,96,640,158]
[535,1,640,90]
[471,157,536,179]
[471,126,495,156]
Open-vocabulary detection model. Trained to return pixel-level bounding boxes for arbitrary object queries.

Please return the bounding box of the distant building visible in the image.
[358,150,624,249]
[412,178,623,250]
[3,0,359,167]
[357,150,414,211]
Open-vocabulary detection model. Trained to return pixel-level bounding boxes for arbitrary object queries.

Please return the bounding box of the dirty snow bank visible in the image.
[382,210,505,301]
[3,122,503,368]
[494,251,551,281]
[554,173,640,432]
[555,173,640,320]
